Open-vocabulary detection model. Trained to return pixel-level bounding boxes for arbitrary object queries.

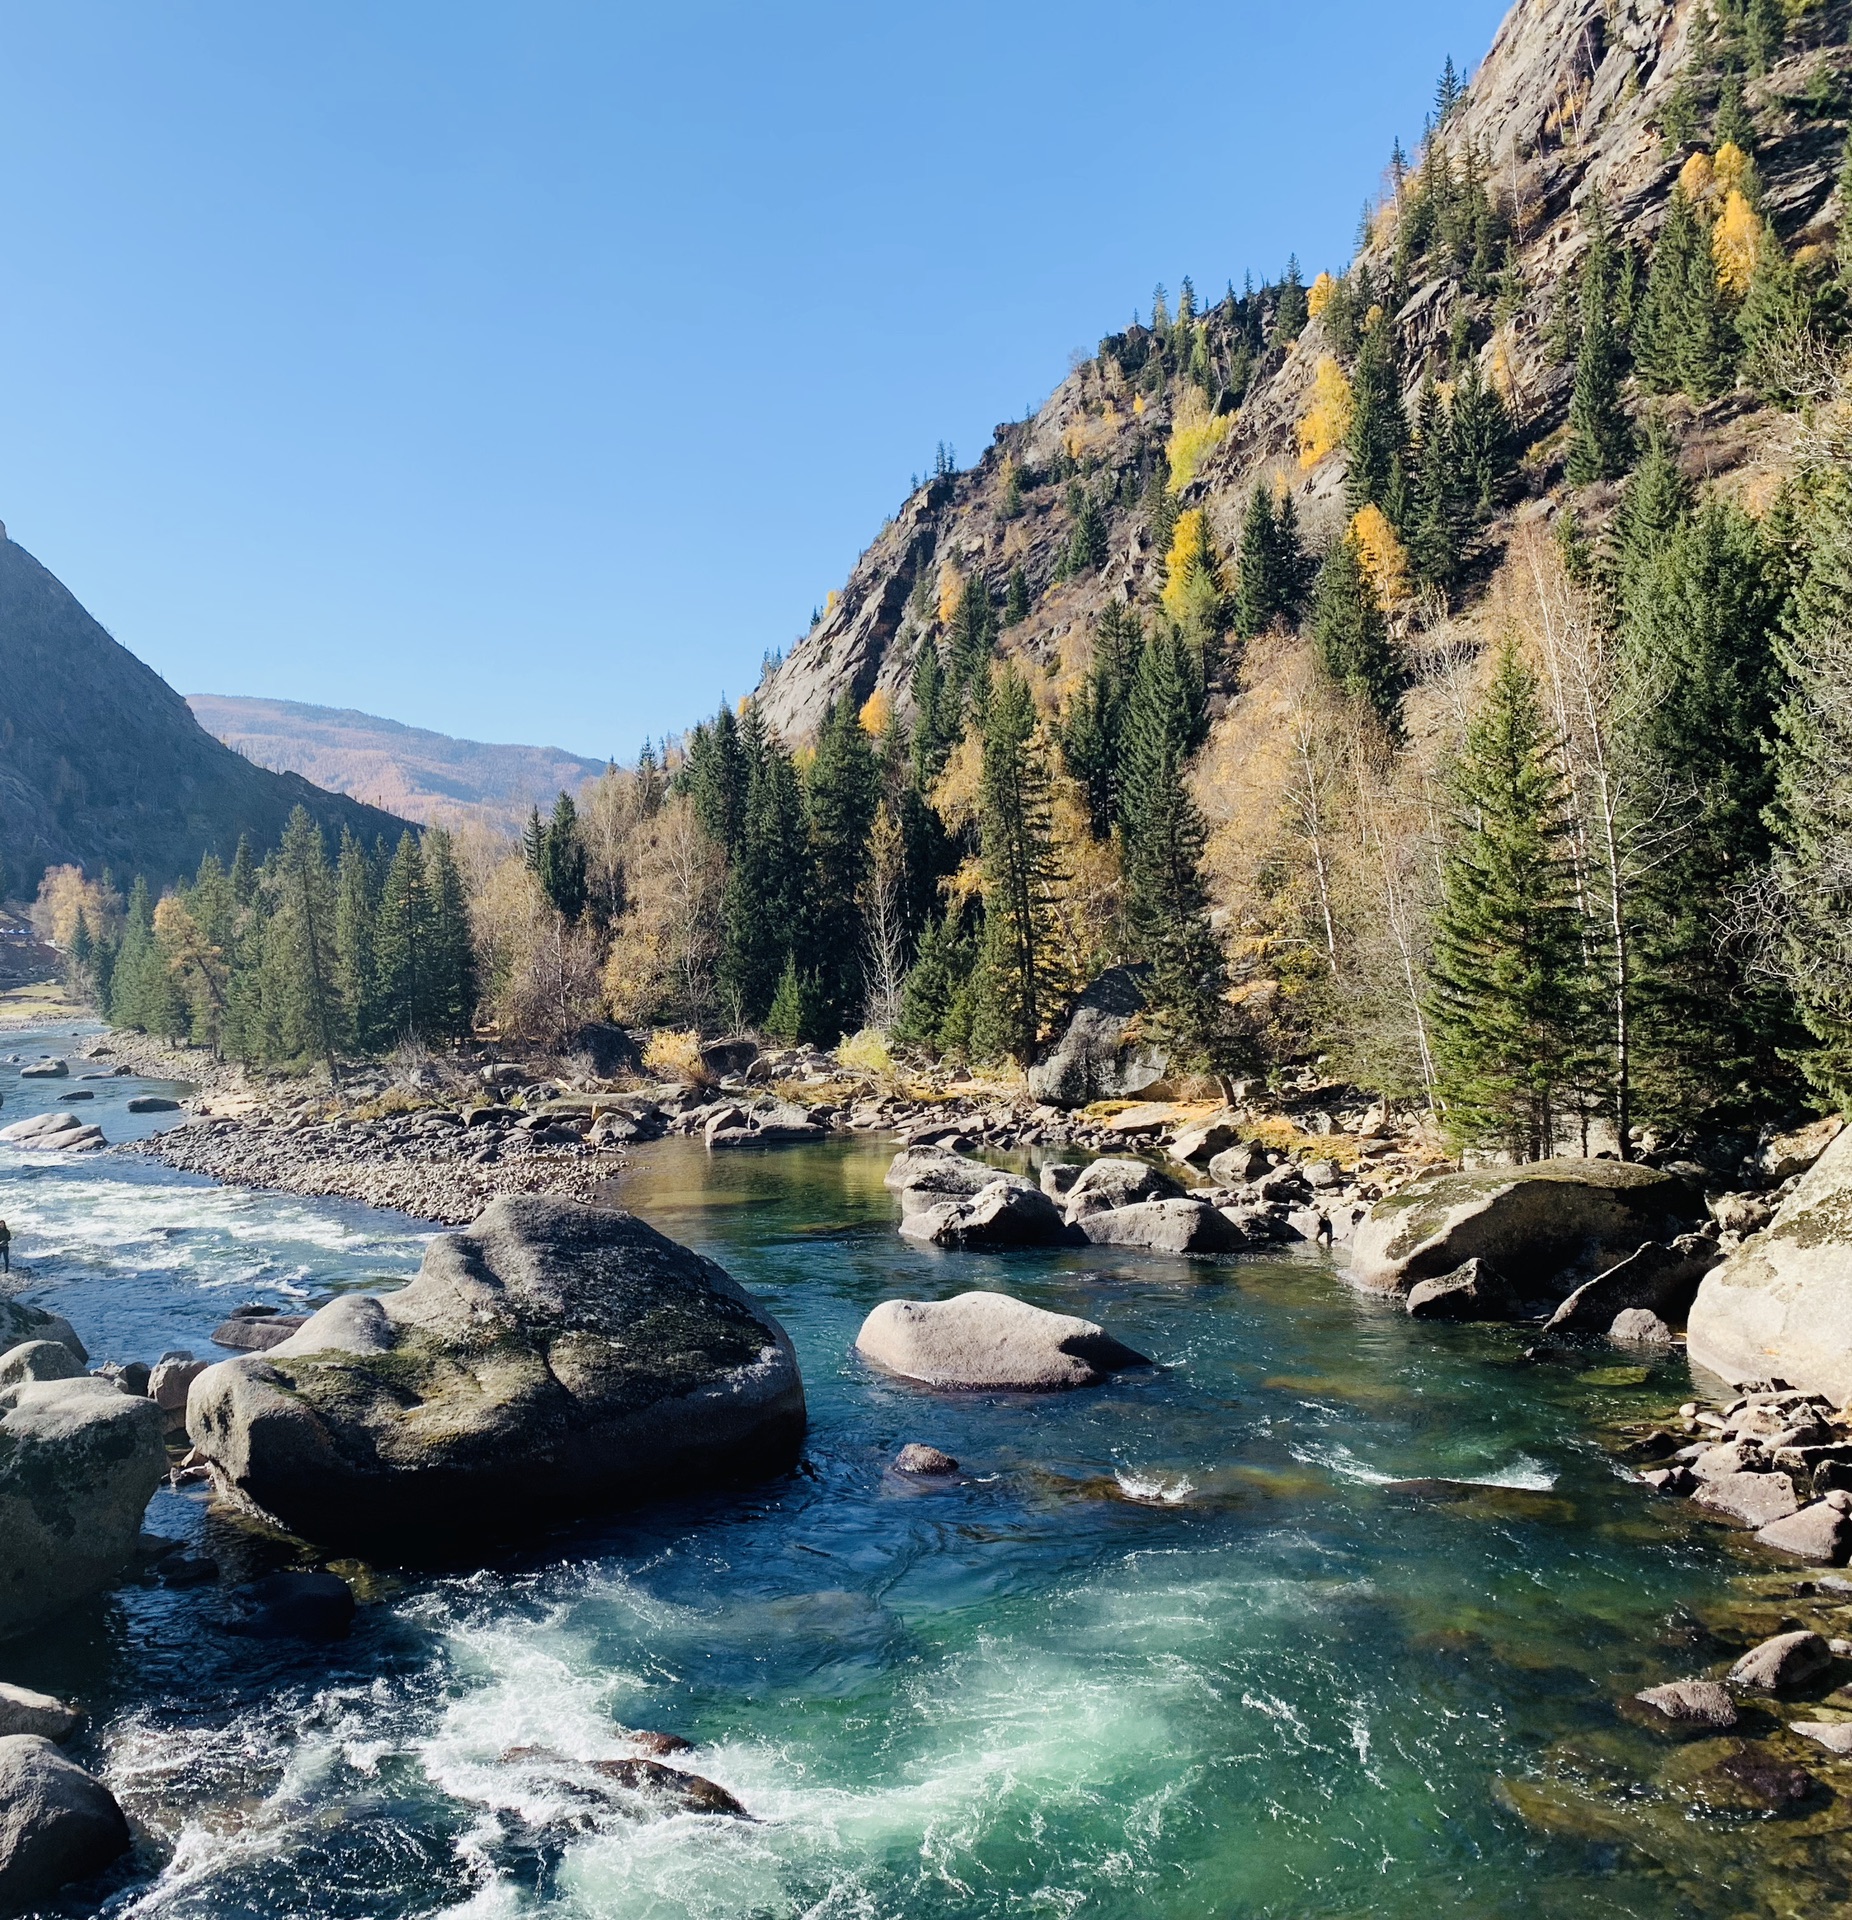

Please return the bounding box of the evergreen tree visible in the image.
[1838,130,1852,291]
[375,830,432,1046]
[908,638,957,791]
[1234,484,1310,636]
[1566,196,1632,484]
[763,954,825,1046]
[335,829,383,1051]
[893,909,979,1057]
[1059,602,1140,836]
[107,877,158,1029]
[1407,373,1465,597]
[527,791,589,920]
[1737,217,1814,407]
[1345,315,1408,517]
[1636,188,1738,401]
[1311,530,1401,734]
[1620,500,1796,1124]
[1448,358,1514,525]
[948,572,998,712]
[721,724,809,1026]
[1272,257,1308,344]
[1117,630,1235,1073]
[1062,486,1107,576]
[803,695,881,1038]
[1608,426,1692,618]
[422,827,477,1041]
[1435,54,1462,121]
[1427,648,1591,1158]
[1769,465,1852,1105]
[1003,564,1031,626]
[268,808,344,1074]
[687,702,750,854]
[228,835,257,908]
[971,666,1058,1065]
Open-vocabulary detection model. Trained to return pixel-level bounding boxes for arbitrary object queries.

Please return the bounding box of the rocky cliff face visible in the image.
[750,0,1848,744]
[0,537,406,896]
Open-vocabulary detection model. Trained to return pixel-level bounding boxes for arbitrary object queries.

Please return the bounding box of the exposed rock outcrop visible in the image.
[0,1363,166,1642]
[1349,1159,1696,1299]
[855,1291,1149,1391]
[185,1196,806,1551]
[1025,969,1166,1109]
[1688,1127,1852,1400]
[1543,1235,1721,1334]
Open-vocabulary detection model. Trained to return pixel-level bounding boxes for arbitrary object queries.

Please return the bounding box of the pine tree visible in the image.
[1117,630,1234,1073]
[908,638,957,791]
[803,695,880,1038]
[1435,55,1462,121]
[688,702,750,854]
[1427,647,1591,1158]
[1059,602,1140,836]
[1311,530,1401,734]
[1345,315,1408,517]
[268,807,344,1075]
[1566,196,1632,484]
[971,666,1058,1065]
[1620,500,1796,1124]
[1737,217,1814,407]
[1608,426,1692,618]
[1448,358,1514,525]
[1406,373,1464,597]
[335,829,383,1051]
[1769,465,1852,1105]
[1003,564,1031,626]
[721,723,809,1026]
[228,835,257,908]
[422,827,477,1041]
[375,830,431,1046]
[893,909,979,1057]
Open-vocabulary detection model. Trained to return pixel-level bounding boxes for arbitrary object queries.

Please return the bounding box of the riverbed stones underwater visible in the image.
[184,1194,807,1552]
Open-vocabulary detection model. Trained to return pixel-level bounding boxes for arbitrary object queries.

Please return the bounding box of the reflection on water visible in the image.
[2,1025,1846,1916]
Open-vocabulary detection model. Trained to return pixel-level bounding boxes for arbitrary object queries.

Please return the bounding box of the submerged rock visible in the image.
[1608,1308,1674,1348]
[17,1059,68,1079]
[185,1196,807,1551]
[588,1756,749,1817]
[0,1735,131,1909]
[1728,1628,1833,1692]
[1689,1126,1852,1400]
[1791,1719,1852,1753]
[0,1368,166,1642]
[886,1147,1034,1218]
[893,1443,959,1475]
[228,1571,356,1641]
[856,1291,1149,1391]
[1349,1159,1695,1299]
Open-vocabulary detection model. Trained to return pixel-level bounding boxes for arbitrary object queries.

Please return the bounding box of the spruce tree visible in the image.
[893,909,979,1057]
[687,702,750,854]
[268,807,344,1075]
[1427,647,1591,1158]
[1566,197,1632,484]
[528,791,589,921]
[107,877,158,1029]
[1117,631,1235,1073]
[908,638,957,790]
[803,695,880,1038]
[1620,500,1796,1124]
[228,835,257,908]
[1235,485,1282,637]
[1407,373,1464,598]
[971,666,1057,1065]
[1737,218,1813,407]
[1059,602,1139,837]
[335,829,383,1052]
[1345,315,1408,517]
[1448,359,1514,525]
[374,831,431,1046]
[1004,564,1031,626]
[422,827,477,1041]
[1608,426,1692,618]
[764,954,824,1046]
[1311,531,1401,734]
[948,573,998,712]
[721,724,808,1026]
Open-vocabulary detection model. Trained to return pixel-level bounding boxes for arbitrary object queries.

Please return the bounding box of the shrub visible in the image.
[1166,388,1235,492]
[837,1027,894,1073]
[643,1027,711,1085]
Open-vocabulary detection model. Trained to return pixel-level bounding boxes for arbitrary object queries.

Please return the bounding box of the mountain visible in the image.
[187,694,608,834]
[748,0,1847,743]
[0,533,406,899]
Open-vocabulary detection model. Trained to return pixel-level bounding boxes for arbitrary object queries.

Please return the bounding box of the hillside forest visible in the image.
[35,0,1852,1163]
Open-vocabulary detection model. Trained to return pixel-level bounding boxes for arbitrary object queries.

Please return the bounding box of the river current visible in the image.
[0,1021,1838,1918]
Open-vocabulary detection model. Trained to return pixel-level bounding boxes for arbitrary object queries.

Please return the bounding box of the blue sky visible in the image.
[0,0,1507,760]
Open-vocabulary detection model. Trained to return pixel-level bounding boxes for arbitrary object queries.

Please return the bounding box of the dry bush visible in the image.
[837,1028,894,1074]
[643,1027,710,1085]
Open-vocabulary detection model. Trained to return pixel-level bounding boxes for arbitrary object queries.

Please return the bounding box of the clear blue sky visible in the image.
[0,0,1507,761]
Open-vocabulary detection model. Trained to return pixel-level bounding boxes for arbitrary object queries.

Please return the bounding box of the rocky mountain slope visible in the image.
[187,694,607,834]
[0,535,405,897]
[751,0,1847,744]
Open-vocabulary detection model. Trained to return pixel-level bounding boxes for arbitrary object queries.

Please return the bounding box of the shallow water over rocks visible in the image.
[4,1024,1852,1916]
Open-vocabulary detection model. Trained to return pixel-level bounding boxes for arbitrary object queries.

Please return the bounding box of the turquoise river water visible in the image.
[2,1022,1848,1918]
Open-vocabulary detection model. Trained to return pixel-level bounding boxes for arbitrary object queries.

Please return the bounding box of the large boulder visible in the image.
[1348,1159,1696,1299]
[184,1196,807,1552]
[886,1148,1034,1218]
[899,1181,1073,1249]
[1026,967,1168,1109]
[1688,1126,1852,1399]
[0,1305,84,1365]
[1077,1199,1246,1255]
[1062,1156,1185,1222]
[0,1735,131,1911]
[1543,1235,1721,1334]
[0,1368,166,1642]
[855,1291,1149,1391]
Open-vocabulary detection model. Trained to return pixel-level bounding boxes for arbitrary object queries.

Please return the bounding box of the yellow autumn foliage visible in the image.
[1161,509,1222,623]
[1307,272,1337,320]
[1712,140,1752,198]
[1166,387,1235,493]
[858,688,892,737]
[643,1028,710,1086]
[936,563,964,626]
[1713,187,1762,295]
[1679,150,1715,203]
[1349,504,1410,610]
[1296,356,1353,469]
[1132,393,1147,416]
[825,588,840,616]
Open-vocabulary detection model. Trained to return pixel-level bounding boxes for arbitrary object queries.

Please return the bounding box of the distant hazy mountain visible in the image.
[187,694,609,834]
[0,534,405,899]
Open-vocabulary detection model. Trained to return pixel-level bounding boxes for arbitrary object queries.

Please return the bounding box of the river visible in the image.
[1,1021,1843,1917]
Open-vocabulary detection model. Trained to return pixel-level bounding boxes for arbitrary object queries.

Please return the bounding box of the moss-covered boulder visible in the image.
[1688,1127,1852,1399]
[1348,1158,1696,1299]
[185,1195,806,1553]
